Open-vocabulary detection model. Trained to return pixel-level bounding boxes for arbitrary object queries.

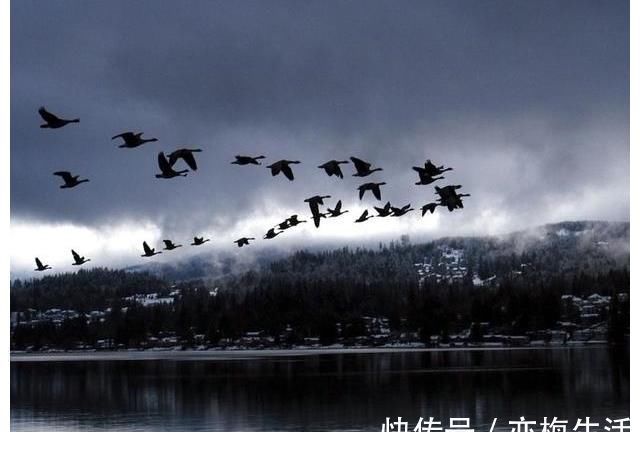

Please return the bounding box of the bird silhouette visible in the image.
[318,160,349,178]
[71,249,90,266]
[112,132,157,148]
[391,204,414,216]
[327,200,349,217]
[304,195,331,228]
[231,155,265,165]
[264,228,283,239]
[421,202,438,216]
[38,107,79,129]
[435,185,470,211]
[234,237,255,247]
[374,201,393,217]
[267,160,300,181]
[355,210,374,223]
[357,182,386,200]
[162,240,182,250]
[168,148,202,171]
[287,214,307,226]
[191,236,210,246]
[141,241,162,257]
[350,157,383,177]
[413,166,445,185]
[34,257,51,271]
[53,171,89,189]
[156,152,188,179]
[277,219,292,230]
[421,160,453,177]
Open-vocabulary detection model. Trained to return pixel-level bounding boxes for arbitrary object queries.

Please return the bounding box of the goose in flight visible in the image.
[38,107,79,129]
[267,160,301,181]
[71,249,90,266]
[53,171,89,189]
[191,236,210,246]
[391,204,414,216]
[234,237,255,247]
[231,155,265,165]
[162,240,182,250]
[421,203,438,216]
[327,200,349,217]
[374,201,393,217]
[355,210,374,223]
[168,148,202,171]
[264,228,283,239]
[304,195,331,228]
[112,132,157,148]
[156,152,188,179]
[413,166,445,185]
[141,241,162,257]
[350,157,383,177]
[34,257,51,271]
[318,160,349,178]
[277,219,292,231]
[435,185,470,211]
[357,182,386,201]
[420,160,453,177]
[287,214,307,227]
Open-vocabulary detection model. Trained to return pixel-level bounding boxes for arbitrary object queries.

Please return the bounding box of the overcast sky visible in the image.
[10,0,629,275]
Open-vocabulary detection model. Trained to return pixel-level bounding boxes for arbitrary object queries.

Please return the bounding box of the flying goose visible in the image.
[304,195,331,228]
[355,210,374,223]
[420,160,453,177]
[191,236,210,246]
[318,160,349,178]
[287,214,307,227]
[264,228,283,239]
[71,249,90,266]
[234,237,255,247]
[141,241,162,257]
[413,166,445,185]
[168,148,202,171]
[327,200,349,217]
[357,182,386,201]
[156,152,188,179]
[374,201,393,217]
[391,204,414,216]
[53,171,89,189]
[162,240,182,250]
[112,132,157,148]
[34,257,51,271]
[38,107,79,129]
[231,155,265,165]
[350,157,383,177]
[421,203,438,216]
[267,160,301,181]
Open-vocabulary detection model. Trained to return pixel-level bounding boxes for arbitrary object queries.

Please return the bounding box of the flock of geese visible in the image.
[33,106,470,272]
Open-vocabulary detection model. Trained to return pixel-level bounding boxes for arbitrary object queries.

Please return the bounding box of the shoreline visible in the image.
[9,342,616,362]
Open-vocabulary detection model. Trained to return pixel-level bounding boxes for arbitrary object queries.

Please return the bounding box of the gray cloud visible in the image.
[10,0,629,268]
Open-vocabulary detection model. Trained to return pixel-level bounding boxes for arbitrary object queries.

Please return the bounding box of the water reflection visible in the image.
[11,346,629,431]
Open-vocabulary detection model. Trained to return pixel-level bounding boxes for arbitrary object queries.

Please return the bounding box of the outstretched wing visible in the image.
[350,157,370,173]
[372,185,382,200]
[335,200,342,211]
[112,132,134,141]
[269,164,280,176]
[143,241,152,254]
[163,240,172,247]
[39,107,60,123]
[281,164,294,181]
[358,187,365,200]
[182,152,198,170]
[35,257,43,268]
[158,152,172,173]
[71,249,81,261]
[53,171,73,183]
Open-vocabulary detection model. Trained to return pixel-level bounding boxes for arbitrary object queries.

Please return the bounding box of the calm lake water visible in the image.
[10,346,629,431]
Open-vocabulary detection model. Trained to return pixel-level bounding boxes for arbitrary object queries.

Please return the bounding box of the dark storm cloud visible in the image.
[11,0,629,242]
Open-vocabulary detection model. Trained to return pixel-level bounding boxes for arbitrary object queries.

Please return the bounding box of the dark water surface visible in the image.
[10,346,629,431]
